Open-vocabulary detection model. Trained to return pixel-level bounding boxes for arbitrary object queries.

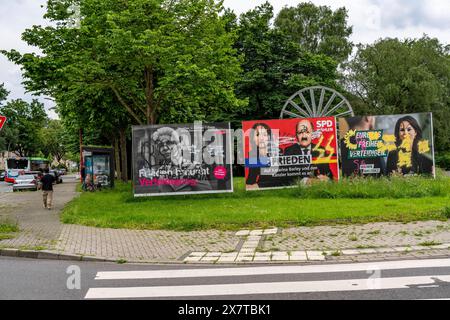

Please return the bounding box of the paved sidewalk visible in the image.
[1,177,449,264]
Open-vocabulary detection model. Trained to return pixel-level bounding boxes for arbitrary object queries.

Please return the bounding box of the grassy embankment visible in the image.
[61,171,450,231]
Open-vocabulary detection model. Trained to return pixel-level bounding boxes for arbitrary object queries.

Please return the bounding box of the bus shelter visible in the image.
[81,146,114,188]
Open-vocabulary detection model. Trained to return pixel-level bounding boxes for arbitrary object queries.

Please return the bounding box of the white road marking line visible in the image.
[94,259,450,280]
[85,275,450,299]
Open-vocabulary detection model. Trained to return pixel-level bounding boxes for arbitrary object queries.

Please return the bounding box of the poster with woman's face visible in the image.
[338,112,435,178]
[242,117,339,191]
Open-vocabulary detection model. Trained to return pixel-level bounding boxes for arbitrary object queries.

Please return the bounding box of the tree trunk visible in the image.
[119,127,128,182]
[113,135,121,181]
[144,66,156,125]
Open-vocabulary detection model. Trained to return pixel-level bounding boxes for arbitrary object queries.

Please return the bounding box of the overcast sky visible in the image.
[1,0,450,119]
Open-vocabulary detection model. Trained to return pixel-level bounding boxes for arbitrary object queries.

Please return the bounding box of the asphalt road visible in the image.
[1,256,450,300]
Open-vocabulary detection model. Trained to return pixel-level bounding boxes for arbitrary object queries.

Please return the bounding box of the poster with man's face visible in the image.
[132,122,233,197]
[338,113,435,178]
[242,117,339,191]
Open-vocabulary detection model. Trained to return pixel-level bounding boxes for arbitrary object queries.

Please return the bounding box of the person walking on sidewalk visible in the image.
[80,165,87,191]
[41,168,55,210]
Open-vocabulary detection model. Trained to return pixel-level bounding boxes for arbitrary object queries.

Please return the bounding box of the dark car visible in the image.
[0,171,5,181]
[49,170,63,184]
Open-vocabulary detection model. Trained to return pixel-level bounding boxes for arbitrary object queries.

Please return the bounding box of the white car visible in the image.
[12,175,38,192]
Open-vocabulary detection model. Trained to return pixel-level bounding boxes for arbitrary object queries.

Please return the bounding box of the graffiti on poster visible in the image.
[243,117,339,190]
[132,122,233,196]
[338,113,435,177]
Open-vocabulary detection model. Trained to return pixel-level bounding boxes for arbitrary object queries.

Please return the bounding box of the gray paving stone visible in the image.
[235,256,254,262]
[201,256,219,262]
[263,228,278,235]
[341,249,361,255]
[217,256,237,263]
[254,252,271,257]
[307,251,326,261]
[242,241,259,247]
[190,252,207,257]
[184,256,202,262]
[272,254,289,261]
[431,244,450,250]
[289,251,307,261]
[205,252,222,257]
[253,256,271,262]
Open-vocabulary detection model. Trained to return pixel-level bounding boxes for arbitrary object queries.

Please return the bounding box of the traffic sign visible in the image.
[0,115,6,130]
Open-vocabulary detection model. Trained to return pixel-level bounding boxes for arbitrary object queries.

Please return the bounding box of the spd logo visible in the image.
[316,119,334,128]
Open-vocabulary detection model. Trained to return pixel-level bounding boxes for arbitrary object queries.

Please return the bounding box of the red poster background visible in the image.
[243,117,339,185]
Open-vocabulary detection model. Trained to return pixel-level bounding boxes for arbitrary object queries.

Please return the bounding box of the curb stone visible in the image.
[0,248,19,257]
[1,247,450,265]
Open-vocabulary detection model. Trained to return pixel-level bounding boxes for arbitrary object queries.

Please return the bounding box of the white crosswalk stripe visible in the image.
[85,259,450,299]
[85,275,450,299]
[94,259,450,280]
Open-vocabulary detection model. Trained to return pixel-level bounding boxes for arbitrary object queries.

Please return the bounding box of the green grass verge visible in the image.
[61,174,450,231]
[0,220,19,233]
[0,219,19,241]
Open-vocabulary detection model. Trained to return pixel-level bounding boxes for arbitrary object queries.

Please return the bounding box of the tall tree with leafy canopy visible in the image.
[2,0,245,126]
[57,85,132,181]
[345,36,450,152]
[0,99,48,157]
[0,84,15,152]
[233,2,340,122]
[41,119,67,162]
[0,84,8,105]
[274,2,353,64]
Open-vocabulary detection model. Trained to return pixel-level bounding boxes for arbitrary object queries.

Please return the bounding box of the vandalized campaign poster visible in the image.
[243,117,339,190]
[132,122,233,197]
[338,113,435,177]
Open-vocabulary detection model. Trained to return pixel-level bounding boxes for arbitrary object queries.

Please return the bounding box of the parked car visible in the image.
[0,171,5,181]
[13,174,38,192]
[49,170,63,184]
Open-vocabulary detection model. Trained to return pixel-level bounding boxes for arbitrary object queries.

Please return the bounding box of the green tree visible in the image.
[234,2,340,122]
[0,99,48,156]
[274,2,353,64]
[57,85,132,181]
[345,36,450,152]
[41,119,67,162]
[3,0,245,126]
[0,83,7,104]
[0,84,15,152]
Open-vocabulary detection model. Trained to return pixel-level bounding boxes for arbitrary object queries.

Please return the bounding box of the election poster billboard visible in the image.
[243,117,339,190]
[338,112,435,178]
[132,122,233,197]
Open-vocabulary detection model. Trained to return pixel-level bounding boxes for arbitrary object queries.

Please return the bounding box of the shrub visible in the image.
[436,152,450,170]
[295,175,450,199]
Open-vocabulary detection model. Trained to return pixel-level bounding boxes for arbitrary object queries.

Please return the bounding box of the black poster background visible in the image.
[132,122,233,197]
